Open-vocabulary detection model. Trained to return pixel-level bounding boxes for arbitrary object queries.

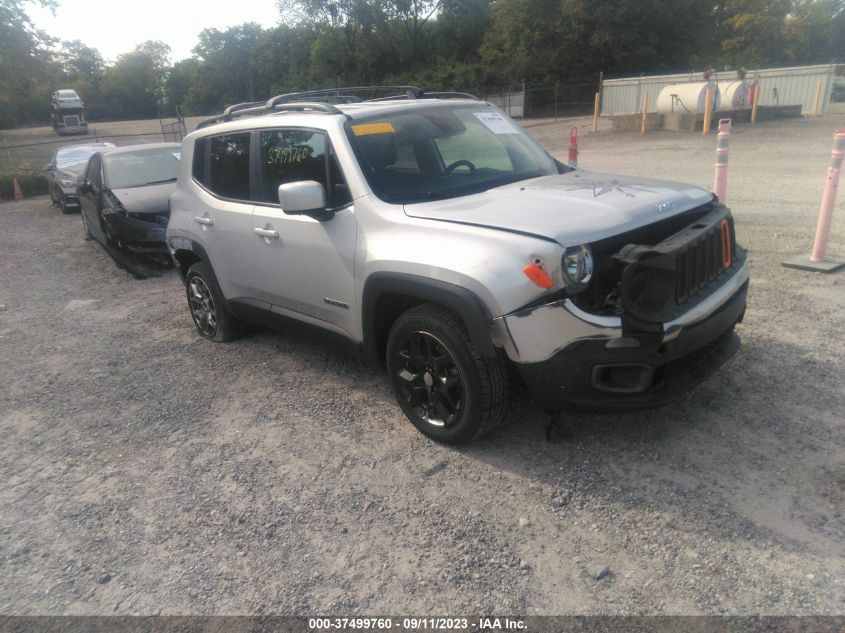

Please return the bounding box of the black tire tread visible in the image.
[185,261,245,343]
[395,303,508,442]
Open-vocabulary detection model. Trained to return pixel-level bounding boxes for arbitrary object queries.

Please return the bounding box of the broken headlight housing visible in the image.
[562,244,593,292]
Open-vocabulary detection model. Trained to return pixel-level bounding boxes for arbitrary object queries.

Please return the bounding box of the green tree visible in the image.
[782,0,845,63]
[98,41,171,120]
[718,0,792,66]
[0,0,57,127]
[165,58,199,114]
[187,23,263,113]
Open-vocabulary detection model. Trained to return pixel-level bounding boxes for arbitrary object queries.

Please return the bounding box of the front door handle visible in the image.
[193,216,214,226]
[253,227,279,239]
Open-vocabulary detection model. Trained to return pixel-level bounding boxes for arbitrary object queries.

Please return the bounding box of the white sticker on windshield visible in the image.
[172,152,181,160]
[473,111,518,134]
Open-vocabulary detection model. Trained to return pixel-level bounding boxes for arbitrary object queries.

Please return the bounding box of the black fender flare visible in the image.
[362,272,497,362]
[172,240,212,281]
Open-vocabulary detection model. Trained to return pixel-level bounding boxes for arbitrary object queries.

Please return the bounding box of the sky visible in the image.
[28,0,282,62]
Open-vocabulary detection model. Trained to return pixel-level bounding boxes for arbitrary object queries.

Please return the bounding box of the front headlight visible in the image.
[59,178,75,188]
[562,244,593,292]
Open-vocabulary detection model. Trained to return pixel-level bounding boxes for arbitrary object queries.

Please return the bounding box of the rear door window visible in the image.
[207,133,250,200]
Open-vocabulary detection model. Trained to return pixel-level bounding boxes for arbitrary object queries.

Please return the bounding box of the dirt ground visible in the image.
[0,107,843,616]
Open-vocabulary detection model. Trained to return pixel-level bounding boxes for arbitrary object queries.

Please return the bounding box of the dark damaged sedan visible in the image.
[78,143,181,254]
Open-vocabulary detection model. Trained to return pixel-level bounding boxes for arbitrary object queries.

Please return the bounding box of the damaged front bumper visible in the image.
[491,255,749,411]
[103,212,169,253]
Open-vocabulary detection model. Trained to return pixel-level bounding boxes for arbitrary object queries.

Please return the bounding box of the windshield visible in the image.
[103,147,181,189]
[346,104,561,203]
[56,144,114,169]
[58,90,79,99]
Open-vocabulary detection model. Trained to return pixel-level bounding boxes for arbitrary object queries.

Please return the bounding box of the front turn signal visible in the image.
[523,262,554,289]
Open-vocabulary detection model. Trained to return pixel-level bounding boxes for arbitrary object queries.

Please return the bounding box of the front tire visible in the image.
[386,303,508,444]
[185,261,244,342]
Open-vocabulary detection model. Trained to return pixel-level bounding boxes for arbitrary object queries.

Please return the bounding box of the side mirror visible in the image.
[278,181,327,217]
[43,164,53,172]
[78,180,92,194]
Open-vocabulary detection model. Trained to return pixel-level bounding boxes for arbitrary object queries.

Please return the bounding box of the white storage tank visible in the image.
[718,79,754,109]
[656,83,721,113]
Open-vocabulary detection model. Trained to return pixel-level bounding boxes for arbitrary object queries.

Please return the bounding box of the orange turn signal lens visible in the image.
[523,263,554,289]
[720,219,732,269]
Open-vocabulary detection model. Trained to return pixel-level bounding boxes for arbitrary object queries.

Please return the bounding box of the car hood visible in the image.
[402,170,715,246]
[110,183,175,214]
[56,163,87,179]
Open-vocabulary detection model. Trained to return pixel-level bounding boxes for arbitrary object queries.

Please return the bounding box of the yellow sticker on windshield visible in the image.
[352,122,395,136]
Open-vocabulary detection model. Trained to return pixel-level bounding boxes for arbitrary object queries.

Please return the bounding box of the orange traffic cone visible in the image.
[12,177,24,201]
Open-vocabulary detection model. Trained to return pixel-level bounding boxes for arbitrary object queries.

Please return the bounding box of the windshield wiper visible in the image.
[140,177,177,186]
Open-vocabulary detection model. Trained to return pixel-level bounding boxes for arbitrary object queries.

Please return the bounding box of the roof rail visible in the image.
[222,101,265,117]
[266,86,423,107]
[420,91,480,101]
[195,86,481,130]
[196,101,343,130]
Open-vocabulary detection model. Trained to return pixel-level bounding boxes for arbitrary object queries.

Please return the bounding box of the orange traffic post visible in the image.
[713,119,732,204]
[702,89,714,135]
[567,126,578,168]
[640,93,649,134]
[592,92,600,133]
[12,176,23,201]
[782,130,845,273]
[751,84,760,126]
[812,80,823,117]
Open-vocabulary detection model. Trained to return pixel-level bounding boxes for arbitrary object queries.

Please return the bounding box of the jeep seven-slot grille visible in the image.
[675,216,735,304]
[611,207,743,326]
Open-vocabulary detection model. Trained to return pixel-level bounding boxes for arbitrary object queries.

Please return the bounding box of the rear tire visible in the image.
[185,261,244,342]
[386,303,508,444]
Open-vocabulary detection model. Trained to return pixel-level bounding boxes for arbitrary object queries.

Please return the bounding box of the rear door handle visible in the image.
[253,227,279,239]
[193,216,214,226]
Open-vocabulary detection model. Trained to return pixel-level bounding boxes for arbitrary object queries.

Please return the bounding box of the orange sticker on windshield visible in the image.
[352,122,395,136]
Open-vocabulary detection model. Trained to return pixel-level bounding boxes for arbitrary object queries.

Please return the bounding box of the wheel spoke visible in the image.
[406,386,426,406]
[393,330,464,429]
[188,277,217,336]
[398,368,420,384]
[432,392,454,426]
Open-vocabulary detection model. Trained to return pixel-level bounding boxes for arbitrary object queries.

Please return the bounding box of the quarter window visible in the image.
[192,138,206,183]
[259,129,351,208]
[208,133,250,200]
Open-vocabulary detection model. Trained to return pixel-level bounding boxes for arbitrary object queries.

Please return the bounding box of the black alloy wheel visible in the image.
[188,275,218,338]
[184,261,244,342]
[386,303,508,444]
[394,330,465,428]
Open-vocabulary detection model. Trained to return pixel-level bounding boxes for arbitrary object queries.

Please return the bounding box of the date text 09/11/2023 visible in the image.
[307,617,527,630]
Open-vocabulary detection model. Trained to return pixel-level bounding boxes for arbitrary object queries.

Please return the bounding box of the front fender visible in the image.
[362,272,497,362]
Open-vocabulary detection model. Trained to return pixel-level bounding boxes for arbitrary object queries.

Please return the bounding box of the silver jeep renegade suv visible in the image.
[166,87,748,444]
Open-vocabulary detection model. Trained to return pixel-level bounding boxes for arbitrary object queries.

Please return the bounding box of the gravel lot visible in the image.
[1,107,843,616]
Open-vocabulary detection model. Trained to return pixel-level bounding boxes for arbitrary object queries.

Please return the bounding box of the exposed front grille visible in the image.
[613,206,744,326]
[63,115,80,127]
[675,215,735,304]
